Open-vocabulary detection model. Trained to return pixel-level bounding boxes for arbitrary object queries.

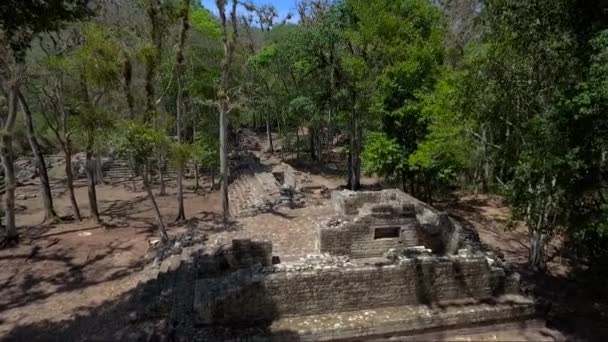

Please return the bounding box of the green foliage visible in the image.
[73,106,115,153]
[0,0,91,59]
[362,132,405,180]
[77,24,123,88]
[194,131,219,171]
[114,121,168,164]
[170,142,195,167]
[137,43,161,69]
[409,70,473,184]
[191,6,221,39]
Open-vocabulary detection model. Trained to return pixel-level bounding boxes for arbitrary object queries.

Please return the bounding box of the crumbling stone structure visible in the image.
[318,189,469,257]
[193,190,535,340]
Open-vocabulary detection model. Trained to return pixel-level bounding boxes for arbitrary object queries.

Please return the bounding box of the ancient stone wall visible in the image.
[317,205,424,258]
[195,253,520,325]
[320,190,468,257]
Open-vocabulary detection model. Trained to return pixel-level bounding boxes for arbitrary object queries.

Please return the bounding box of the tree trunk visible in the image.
[85,147,100,223]
[309,126,316,161]
[144,0,163,123]
[353,113,362,190]
[296,127,300,159]
[1,134,17,243]
[347,148,352,188]
[130,159,139,192]
[95,158,104,185]
[194,162,199,192]
[143,164,168,241]
[173,0,190,221]
[529,230,546,271]
[217,0,238,222]
[211,171,215,191]
[122,57,135,119]
[481,125,490,193]
[349,91,361,191]
[1,81,19,244]
[64,146,81,221]
[175,165,185,222]
[18,92,57,222]
[158,155,166,196]
[278,119,283,160]
[266,112,274,153]
[219,105,230,221]
[175,0,189,144]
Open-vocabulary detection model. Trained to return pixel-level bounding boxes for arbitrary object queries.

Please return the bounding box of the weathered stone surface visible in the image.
[194,253,517,325]
[267,297,536,342]
[192,190,531,337]
[320,190,470,257]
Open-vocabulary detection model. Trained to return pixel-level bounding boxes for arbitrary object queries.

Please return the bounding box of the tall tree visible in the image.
[0,72,20,244]
[174,0,191,221]
[115,122,170,241]
[216,0,239,222]
[18,91,58,222]
[0,0,89,242]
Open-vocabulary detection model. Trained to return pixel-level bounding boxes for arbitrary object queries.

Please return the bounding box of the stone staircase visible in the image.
[228,161,282,218]
[101,159,197,180]
[126,241,207,341]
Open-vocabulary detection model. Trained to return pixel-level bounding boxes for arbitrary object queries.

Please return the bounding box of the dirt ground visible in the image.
[0,140,606,341]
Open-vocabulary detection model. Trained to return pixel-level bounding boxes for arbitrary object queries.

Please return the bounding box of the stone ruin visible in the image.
[193,190,536,340]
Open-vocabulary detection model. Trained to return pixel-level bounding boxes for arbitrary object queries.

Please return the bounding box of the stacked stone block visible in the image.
[195,251,522,325]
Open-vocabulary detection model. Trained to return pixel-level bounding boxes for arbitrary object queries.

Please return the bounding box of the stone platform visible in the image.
[269,296,535,341]
[191,190,540,341]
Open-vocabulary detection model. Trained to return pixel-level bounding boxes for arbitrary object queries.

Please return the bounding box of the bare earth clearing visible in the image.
[0,138,605,341]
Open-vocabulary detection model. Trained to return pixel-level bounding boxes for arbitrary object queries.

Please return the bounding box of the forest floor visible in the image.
[0,135,606,341]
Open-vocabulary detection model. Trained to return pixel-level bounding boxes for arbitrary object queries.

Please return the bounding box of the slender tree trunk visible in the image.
[217,0,238,222]
[349,90,361,190]
[144,0,162,122]
[194,162,199,192]
[175,165,185,221]
[296,127,300,159]
[56,81,80,221]
[530,230,546,271]
[18,92,57,222]
[266,112,274,153]
[85,144,100,224]
[122,57,135,119]
[354,107,362,189]
[1,81,19,244]
[143,164,168,241]
[328,45,338,161]
[1,135,17,243]
[347,148,353,188]
[309,126,316,161]
[481,125,490,193]
[95,158,104,185]
[130,159,139,192]
[158,155,166,196]
[219,105,229,221]
[278,119,283,160]
[211,171,215,191]
[174,0,190,140]
[64,146,81,221]
[174,0,190,221]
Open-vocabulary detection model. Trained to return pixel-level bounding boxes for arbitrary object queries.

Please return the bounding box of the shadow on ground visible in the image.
[438,194,608,341]
[519,264,608,341]
[0,242,147,314]
[3,243,301,342]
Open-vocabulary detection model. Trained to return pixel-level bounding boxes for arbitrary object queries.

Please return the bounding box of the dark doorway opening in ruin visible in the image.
[374,226,401,239]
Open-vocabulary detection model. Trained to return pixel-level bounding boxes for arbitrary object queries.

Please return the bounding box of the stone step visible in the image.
[256,296,537,341]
